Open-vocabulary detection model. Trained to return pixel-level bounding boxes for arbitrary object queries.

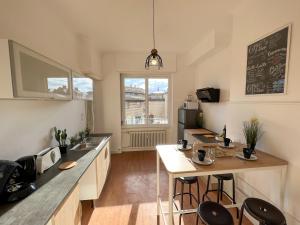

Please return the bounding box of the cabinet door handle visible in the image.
[105,148,108,159]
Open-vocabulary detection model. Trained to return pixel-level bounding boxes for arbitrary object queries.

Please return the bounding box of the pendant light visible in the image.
[145,0,163,69]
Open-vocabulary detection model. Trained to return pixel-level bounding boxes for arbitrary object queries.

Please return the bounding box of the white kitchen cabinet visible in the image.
[105,143,111,172]
[78,160,99,200]
[99,143,110,192]
[46,218,54,225]
[0,39,72,99]
[184,130,199,144]
[72,72,94,100]
[53,184,81,225]
[78,142,110,201]
[96,146,105,195]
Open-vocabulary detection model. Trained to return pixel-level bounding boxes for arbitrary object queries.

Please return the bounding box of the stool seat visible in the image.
[213,173,233,180]
[198,201,234,225]
[177,176,198,184]
[243,198,286,225]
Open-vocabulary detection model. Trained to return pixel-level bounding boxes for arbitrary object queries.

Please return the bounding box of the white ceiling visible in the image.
[44,0,240,53]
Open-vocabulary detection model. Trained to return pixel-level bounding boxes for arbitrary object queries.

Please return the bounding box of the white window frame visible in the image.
[121,74,171,128]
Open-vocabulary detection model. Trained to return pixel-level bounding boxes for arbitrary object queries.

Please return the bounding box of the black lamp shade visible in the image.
[145,49,163,69]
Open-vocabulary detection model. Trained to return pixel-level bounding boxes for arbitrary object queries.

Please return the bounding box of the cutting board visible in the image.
[186,128,213,135]
[203,134,215,138]
[59,161,77,170]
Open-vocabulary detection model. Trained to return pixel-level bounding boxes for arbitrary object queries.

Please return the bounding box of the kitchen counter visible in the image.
[184,128,214,136]
[184,128,218,144]
[0,133,112,225]
[192,134,218,143]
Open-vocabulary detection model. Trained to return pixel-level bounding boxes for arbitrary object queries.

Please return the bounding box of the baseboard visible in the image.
[111,149,122,154]
[112,147,157,153]
[121,147,155,152]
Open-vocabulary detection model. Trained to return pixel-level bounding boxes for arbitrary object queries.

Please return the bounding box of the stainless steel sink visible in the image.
[70,143,97,151]
[70,136,108,151]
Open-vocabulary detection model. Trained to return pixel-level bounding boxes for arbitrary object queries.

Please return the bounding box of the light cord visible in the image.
[153,0,155,49]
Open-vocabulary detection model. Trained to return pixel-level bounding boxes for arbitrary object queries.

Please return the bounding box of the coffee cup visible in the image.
[198,150,206,161]
[224,138,232,147]
[181,139,188,149]
[243,148,253,159]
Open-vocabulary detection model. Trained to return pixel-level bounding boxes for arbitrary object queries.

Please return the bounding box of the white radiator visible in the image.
[128,130,166,148]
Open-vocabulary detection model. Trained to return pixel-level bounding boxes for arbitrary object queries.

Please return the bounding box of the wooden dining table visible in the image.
[156,143,288,225]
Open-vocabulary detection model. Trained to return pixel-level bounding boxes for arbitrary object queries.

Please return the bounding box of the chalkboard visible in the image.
[245,25,291,95]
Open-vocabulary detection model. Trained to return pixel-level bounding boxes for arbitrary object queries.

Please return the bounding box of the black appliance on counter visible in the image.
[196,88,220,102]
[0,156,37,202]
[178,108,200,141]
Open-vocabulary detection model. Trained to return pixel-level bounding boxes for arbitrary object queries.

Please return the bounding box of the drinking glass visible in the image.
[208,148,216,162]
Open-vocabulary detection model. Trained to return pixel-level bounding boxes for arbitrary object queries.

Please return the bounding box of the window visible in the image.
[47,77,69,94]
[121,75,170,126]
[72,76,93,100]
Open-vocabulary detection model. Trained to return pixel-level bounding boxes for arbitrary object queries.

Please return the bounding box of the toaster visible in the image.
[36,147,61,174]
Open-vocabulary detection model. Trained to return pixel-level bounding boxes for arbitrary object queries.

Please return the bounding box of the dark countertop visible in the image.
[0,133,112,225]
[192,133,218,143]
[184,128,219,144]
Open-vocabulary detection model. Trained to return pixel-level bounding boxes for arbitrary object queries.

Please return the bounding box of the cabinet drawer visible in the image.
[78,141,111,202]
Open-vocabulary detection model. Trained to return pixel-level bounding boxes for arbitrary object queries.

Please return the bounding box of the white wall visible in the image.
[0,1,87,160]
[94,52,195,152]
[194,0,300,223]
[172,54,197,141]
[94,53,122,152]
[0,100,86,160]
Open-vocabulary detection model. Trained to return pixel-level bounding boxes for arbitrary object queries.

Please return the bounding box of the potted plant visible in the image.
[54,127,68,154]
[69,134,78,148]
[79,130,86,143]
[243,117,263,153]
[85,127,90,138]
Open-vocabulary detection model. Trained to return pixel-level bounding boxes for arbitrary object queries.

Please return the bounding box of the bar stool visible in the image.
[197,201,234,225]
[174,176,200,225]
[239,198,286,225]
[202,174,239,217]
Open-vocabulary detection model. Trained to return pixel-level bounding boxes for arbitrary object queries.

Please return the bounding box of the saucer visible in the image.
[177,144,192,151]
[218,143,235,148]
[236,153,257,161]
[191,155,214,165]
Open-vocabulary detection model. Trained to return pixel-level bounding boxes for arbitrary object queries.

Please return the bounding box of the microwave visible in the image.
[183,101,198,110]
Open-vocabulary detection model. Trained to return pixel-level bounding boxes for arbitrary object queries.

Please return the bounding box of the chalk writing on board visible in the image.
[245,26,290,95]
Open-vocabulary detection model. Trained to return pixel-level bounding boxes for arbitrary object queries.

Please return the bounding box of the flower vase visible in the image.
[59,145,68,154]
[248,143,256,154]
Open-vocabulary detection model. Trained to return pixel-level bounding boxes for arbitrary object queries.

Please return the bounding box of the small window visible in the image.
[121,75,170,126]
[47,77,69,94]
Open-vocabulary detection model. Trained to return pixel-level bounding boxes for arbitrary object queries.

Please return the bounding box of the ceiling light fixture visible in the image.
[145,0,163,69]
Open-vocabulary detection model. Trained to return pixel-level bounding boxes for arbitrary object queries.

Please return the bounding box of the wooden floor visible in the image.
[82,151,252,225]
